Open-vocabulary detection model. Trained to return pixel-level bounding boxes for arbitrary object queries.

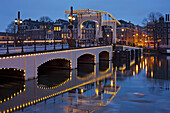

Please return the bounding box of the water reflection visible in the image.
[77,64,94,79]
[38,68,70,89]
[0,68,25,105]
[144,54,170,80]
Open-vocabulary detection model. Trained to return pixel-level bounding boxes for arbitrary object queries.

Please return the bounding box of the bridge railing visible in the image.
[0,38,112,55]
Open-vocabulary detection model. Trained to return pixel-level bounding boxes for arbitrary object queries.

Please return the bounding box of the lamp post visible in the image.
[15,11,23,52]
[68,6,76,48]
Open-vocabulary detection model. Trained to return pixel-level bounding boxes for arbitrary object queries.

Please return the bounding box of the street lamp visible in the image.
[68,6,76,48]
[15,11,23,52]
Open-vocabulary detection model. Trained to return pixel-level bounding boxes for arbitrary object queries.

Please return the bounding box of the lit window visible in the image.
[59,27,61,31]
[48,30,51,33]
[62,34,63,38]
[122,29,124,31]
[57,27,59,31]
[54,27,57,31]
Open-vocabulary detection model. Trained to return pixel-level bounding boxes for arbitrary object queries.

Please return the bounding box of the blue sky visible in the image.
[0,0,169,32]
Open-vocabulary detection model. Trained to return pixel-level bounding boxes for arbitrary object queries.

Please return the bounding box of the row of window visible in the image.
[54,27,61,31]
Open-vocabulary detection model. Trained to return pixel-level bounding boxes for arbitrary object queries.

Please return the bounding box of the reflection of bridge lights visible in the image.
[146,66,148,74]
[81,89,84,94]
[143,61,144,69]
[111,80,113,87]
[151,71,153,78]
[95,88,99,96]
[159,61,161,67]
[136,65,138,74]
[133,71,135,76]
[145,58,147,65]
[140,63,141,68]
[37,78,70,89]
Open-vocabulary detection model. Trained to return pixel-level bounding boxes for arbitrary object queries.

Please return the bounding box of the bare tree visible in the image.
[142,17,148,26]
[142,12,163,25]
[39,16,53,22]
[6,21,17,34]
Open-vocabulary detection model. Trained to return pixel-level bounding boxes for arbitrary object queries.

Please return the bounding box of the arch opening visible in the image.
[77,54,95,79]
[99,51,110,61]
[38,59,71,72]
[77,54,95,64]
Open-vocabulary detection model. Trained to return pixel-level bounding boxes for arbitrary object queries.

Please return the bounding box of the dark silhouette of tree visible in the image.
[39,16,53,22]
[5,21,17,34]
[142,12,163,26]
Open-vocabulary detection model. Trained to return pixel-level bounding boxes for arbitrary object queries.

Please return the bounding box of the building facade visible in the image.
[116,20,147,47]
[146,14,170,47]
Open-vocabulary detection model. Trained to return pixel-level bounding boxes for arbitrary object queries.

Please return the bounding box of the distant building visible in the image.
[156,14,170,46]
[17,18,98,41]
[146,14,170,47]
[117,20,147,46]
[0,32,15,40]
[21,19,54,40]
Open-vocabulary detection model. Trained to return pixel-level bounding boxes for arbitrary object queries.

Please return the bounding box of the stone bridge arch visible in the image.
[99,50,110,61]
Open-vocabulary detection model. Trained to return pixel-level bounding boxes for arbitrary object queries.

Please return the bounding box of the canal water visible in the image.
[0,53,170,113]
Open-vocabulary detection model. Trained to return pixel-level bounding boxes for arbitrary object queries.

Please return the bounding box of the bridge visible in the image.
[0,45,112,80]
[0,8,120,80]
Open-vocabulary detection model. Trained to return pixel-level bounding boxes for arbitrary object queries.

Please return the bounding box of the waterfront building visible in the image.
[146,14,170,47]
[116,20,147,46]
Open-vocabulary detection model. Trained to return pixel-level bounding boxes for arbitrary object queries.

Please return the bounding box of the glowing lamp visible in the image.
[72,16,75,21]
[15,18,18,23]
[68,15,72,20]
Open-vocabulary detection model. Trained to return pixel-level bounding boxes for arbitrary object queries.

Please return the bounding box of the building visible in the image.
[21,19,54,40]
[116,20,147,46]
[156,14,170,46]
[0,32,15,40]
[146,14,170,47]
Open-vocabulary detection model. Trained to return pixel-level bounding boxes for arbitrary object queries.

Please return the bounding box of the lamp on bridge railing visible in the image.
[68,6,76,48]
[15,11,24,52]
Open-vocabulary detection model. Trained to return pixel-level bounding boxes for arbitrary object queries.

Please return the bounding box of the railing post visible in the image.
[85,40,86,47]
[62,39,63,49]
[45,39,46,51]
[21,39,24,53]
[53,38,55,50]
[77,39,79,48]
[6,40,9,54]
[34,39,36,52]
[97,39,98,46]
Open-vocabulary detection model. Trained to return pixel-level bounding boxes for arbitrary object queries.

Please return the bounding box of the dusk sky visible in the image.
[0,0,169,32]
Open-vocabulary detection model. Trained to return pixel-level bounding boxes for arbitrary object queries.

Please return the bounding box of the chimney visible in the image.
[168,14,170,21]
[166,14,168,21]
